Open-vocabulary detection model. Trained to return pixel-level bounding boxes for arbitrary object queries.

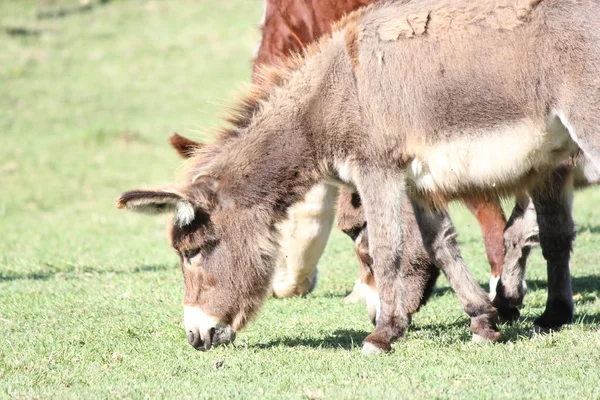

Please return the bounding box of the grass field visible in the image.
[1,0,600,398]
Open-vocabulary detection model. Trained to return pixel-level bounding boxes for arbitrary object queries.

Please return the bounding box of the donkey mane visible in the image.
[181,7,370,182]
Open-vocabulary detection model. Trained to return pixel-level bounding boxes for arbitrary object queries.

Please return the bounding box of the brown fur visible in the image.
[119,0,600,351]
[253,0,375,77]
[169,133,203,159]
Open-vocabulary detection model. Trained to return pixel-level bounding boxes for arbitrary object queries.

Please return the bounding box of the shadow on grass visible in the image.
[576,224,600,234]
[254,329,369,350]
[526,275,600,292]
[35,0,112,20]
[3,26,42,37]
[254,312,600,351]
[0,264,172,282]
[257,274,598,350]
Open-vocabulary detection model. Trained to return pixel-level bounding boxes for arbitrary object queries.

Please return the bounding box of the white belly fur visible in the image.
[406,115,578,195]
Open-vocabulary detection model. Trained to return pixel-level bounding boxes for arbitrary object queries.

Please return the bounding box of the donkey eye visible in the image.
[183,248,201,262]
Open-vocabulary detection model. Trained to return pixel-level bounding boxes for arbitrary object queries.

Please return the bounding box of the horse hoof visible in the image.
[361,342,387,355]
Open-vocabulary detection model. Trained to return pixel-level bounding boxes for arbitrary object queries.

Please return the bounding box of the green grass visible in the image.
[1,1,599,398]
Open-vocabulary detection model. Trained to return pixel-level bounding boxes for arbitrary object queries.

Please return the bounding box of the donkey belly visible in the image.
[406,116,579,199]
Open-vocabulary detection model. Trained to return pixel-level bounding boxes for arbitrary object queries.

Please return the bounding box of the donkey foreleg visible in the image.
[492,194,538,321]
[271,183,337,298]
[412,201,500,343]
[353,168,411,354]
[530,166,575,331]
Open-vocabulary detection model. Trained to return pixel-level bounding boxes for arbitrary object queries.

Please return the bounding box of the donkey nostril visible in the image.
[187,330,202,348]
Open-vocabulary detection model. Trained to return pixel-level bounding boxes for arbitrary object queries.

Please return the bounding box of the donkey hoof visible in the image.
[529,325,552,338]
[472,328,501,344]
[472,333,495,345]
[533,305,573,331]
[497,305,520,322]
[361,342,387,355]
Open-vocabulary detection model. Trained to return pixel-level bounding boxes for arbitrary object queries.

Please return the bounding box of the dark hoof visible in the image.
[496,304,521,322]
[533,312,573,331]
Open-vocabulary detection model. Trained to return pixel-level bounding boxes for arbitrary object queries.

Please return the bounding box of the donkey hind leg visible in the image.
[538,101,600,329]
[271,183,337,298]
[353,168,412,354]
[464,196,507,299]
[412,201,500,343]
[492,194,539,321]
[530,166,576,332]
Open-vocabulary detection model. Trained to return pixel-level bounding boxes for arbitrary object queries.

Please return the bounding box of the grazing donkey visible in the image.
[170,133,439,325]
[118,0,600,353]
[255,0,510,301]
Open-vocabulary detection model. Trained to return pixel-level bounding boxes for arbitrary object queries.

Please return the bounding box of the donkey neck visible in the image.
[212,33,360,218]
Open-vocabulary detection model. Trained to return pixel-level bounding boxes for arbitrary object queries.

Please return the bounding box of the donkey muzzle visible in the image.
[187,326,236,351]
[184,305,236,351]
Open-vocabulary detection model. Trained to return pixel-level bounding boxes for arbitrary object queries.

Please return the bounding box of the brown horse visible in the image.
[118,0,600,353]
[254,0,508,301]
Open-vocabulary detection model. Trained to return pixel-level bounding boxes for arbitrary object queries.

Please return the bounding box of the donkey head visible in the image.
[116,135,278,351]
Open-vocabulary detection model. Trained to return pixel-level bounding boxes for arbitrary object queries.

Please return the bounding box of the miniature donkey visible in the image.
[255,0,509,300]
[118,0,600,353]
[170,133,438,325]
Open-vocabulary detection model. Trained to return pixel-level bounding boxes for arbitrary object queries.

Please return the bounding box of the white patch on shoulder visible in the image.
[184,306,220,335]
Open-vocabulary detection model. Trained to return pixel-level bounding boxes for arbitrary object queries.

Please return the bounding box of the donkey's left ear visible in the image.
[169,133,204,159]
[116,188,196,226]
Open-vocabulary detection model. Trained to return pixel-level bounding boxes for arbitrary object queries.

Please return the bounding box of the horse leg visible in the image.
[271,183,337,298]
[411,200,500,343]
[464,196,507,298]
[531,92,600,329]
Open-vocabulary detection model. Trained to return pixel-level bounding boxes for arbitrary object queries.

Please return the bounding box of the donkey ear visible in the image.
[169,133,204,159]
[116,188,196,226]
